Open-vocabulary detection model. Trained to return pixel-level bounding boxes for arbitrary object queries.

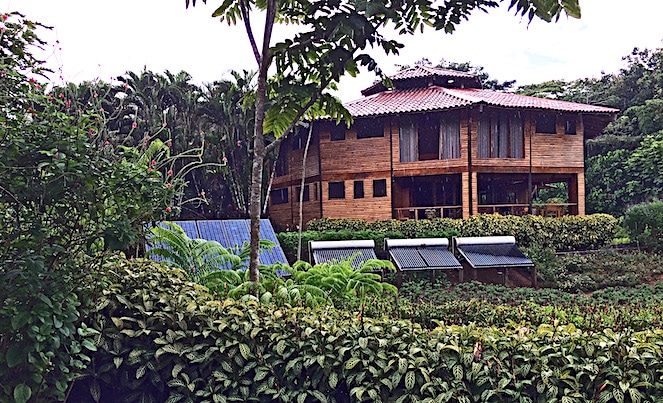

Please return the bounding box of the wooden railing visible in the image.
[478,203,577,217]
[394,205,463,220]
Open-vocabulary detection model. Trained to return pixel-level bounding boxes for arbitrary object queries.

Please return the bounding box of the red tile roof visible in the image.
[345,86,618,117]
[390,66,477,80]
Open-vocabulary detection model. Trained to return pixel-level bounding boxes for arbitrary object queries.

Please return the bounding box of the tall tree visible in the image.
[186,0,581,282]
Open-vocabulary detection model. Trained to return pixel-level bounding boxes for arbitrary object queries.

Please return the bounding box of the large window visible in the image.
[399,112,460,162]
[373,179,387,197]
[271,188,288,205]
[565,115,577,135]
[477,111,524,159]
[356,118,384,139]
[535,113,557,134]
[328,181,345,199]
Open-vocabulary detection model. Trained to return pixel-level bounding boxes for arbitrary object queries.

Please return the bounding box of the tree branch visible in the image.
[240,0,261,66]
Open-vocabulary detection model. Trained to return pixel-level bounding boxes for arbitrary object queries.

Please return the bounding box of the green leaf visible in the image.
[345,358,361,370]
[13,384,32,403]
[405,371,415,390]
[6,345,24,368]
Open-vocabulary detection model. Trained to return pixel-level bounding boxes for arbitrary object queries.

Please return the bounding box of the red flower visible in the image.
[131,122,137,129]
[104,141,109,146]
[151,160,156,166]
[148,167,153,172]
[88,129,95,135]
[29,78,36,84]
[2,14,8,21]
[167,169,173,176]
[166,183,172,188]
[166,207,172,213]
[167,141,172,147]
[59,93,64,99]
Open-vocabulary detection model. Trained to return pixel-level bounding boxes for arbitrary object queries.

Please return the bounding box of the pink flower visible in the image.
[146,135,150,140]
[162,122,167,128]
[236,140,242,147]
[36,85,42,90]
[131,122,137,129]
[99,107,104,112]
[166,207,172,213]
[151,160,156,166]
[65,100,71,107]
[104,141,109,146]
[200,191,205,196]
[29,78,36,84]
[148,167,153,172]
[2,14,8,21]
[167,169,173,176]
[142,141,147,148]
[222,156,228,164]
[88,129,95,135]
[167,141,172,147]
[59,93,64,99]
[27,107,32,112]
[166,183,172,188]
[93,93,98,98]
[55,152,59,159]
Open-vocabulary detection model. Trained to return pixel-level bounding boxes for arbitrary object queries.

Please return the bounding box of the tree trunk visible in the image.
[297,123,313,261]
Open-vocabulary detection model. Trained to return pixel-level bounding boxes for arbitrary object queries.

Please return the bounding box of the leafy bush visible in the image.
[306,214,617,251]
[72,257,663,401]
[624,199,663,251]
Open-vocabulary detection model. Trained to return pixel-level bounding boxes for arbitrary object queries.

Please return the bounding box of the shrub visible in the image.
[624,199,663,251]
[306,214,617,251]
[72,257,663,401]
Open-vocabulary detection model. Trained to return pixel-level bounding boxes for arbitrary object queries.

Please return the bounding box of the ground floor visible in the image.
[269,171,584,229]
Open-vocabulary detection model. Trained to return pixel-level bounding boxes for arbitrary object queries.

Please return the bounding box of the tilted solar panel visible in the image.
[418,247,462,270]
[457,243,533,269]
[389,248,427,270]
[171,220,200,239]
[312,248,377,269]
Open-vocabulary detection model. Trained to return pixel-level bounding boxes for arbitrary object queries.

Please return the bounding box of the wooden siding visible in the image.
[320,177,392,222]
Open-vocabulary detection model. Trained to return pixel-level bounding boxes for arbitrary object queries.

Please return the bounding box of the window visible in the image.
[353,181,364,199]
[535,113,557,134]
[373,179,387,197]
[271,188,288,205]
[477,111,524,159]
[274,148,289,177]
[328,181,345,199]
[330,122,346,141]
[418,115,440,160]
[314,183,319,201]
[295,185,310,202]
[356,118,384,139]
[565,115,577,135]
[399,116,417,162]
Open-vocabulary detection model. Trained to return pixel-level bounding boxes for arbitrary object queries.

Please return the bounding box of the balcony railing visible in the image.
[478,203,577,217]
[394,205,463,220]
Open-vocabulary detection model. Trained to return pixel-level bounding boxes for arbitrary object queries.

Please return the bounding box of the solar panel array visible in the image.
[456,243,533,269]
[161,219,288,267]
[311,248,378,269]
[388,247,462,271]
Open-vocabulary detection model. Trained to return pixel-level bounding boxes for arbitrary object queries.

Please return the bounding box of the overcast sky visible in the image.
[3,0,663,101]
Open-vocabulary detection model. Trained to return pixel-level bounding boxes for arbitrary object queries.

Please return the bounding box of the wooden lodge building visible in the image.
[268,66,618,229]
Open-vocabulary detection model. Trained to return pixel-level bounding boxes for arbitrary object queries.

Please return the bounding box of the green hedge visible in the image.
[306,214,618,251]
[71,258,663,402]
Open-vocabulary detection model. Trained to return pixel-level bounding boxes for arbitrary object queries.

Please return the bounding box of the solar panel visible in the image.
[312,248,377,269]
[148,219,289,271]
[172,220,200,239]
[456,243,533,269]
[419,247,462,270]
[389,248,427,270]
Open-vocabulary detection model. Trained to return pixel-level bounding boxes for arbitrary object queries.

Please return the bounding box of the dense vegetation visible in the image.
[3,7,663,403]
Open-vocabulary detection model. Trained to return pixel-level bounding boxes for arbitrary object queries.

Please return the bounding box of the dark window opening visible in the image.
[417,115,440,160]
[329,181,345,199]
[477,111,523,159]
[356,118,384,139]
[565,116,577,135]
[330,122,346,141]
[353,181,364,199]
[536,113,557,134]
[295,185,310,202]
[373,179,387,197]
[314,183,319,201]
[271,188,288,205]
[274,148,289,177]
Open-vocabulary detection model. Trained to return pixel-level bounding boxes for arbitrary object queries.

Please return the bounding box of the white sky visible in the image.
[3,0,663,102]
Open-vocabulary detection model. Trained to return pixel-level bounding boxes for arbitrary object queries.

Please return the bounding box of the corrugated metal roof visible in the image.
[312,248,378,269]
[456,243,533,269]
[345,86,618,117]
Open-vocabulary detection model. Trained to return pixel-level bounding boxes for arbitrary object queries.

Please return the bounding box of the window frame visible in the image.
[328,181,346,199]
[373,179,387,198]
[271,188,289,205]
[355,118,385,139]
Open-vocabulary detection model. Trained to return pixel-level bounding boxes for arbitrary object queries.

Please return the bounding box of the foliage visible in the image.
[306,214,617,251]
[146,222,243,281]
[72,257,663,402]
[624,200,663,252]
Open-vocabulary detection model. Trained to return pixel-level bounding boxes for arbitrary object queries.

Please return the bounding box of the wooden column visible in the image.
[576,172,585,216]
[462,171,476,218]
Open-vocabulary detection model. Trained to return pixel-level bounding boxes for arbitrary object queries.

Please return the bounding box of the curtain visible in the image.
[477,116,490,158]
[399,116,417,162]
[510,113,524,158]
[441,112,460,159]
